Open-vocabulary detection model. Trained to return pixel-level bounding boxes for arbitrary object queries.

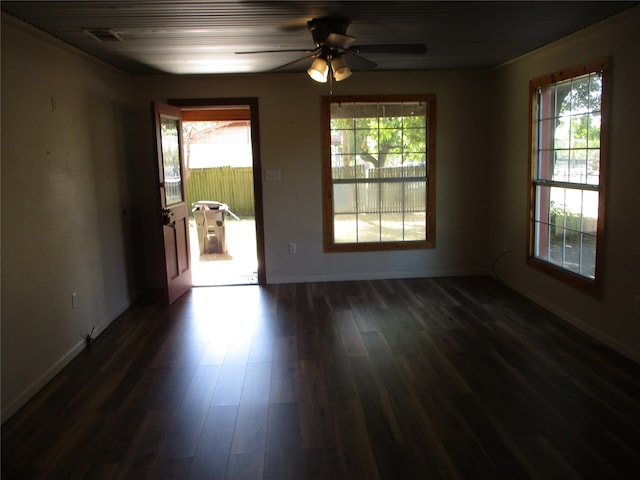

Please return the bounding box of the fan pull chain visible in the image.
[329,55,334,97]
[329,67,334,97]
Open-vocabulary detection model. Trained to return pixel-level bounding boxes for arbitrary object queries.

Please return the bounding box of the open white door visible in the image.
[152,102,192,304]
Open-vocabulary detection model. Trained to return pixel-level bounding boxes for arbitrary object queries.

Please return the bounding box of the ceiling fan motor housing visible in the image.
[308,17,349,46]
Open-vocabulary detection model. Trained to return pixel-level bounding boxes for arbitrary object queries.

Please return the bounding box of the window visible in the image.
[528,59,609,296]
[322,95,436,252]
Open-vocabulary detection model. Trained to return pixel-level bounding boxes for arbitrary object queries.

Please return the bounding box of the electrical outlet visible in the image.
[72,292,78,309]
[289,242,297,255]
[635,294,640,315]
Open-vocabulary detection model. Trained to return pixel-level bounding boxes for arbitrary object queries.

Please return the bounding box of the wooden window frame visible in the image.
[322,94,436,253]
[527,58,609,297]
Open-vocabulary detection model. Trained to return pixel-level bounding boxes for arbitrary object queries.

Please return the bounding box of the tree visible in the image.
[553,73,602,171]
[331,107,426,169]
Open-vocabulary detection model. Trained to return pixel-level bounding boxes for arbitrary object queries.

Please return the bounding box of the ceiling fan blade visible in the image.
[325,32,356,49]
[278,18,312,32]
[343,51,378,71]
[235,48,316,55]
[271,53,317,72]
[349,44,427,55]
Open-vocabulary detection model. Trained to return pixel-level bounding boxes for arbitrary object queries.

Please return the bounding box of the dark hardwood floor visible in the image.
[3,276,640,479]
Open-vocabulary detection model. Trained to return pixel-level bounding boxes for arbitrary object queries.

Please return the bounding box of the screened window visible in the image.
[528,59,609,296]
[322,95,436,252]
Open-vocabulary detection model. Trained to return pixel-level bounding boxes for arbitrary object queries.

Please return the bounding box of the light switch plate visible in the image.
[265,169,282,182]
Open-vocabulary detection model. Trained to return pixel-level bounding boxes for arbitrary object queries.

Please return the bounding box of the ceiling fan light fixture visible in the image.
[308,57,329,82]
[331,56,352,81]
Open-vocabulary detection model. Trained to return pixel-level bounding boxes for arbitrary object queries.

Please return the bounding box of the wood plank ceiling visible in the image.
[2,1,638,75]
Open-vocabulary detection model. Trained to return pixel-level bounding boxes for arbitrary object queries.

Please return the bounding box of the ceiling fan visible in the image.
[236,17,427,83]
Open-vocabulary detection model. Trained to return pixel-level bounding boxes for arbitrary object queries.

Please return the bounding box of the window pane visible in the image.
[405,211,427,241]
[379,104,403,129]
[355,117,377,129]
[160,117,183,205]
[539,85,555,120]
[564,188,584,232]
[549,227,564,267]
[334,214,357,243]
[333,128,355,154]
[333,184,356,214]
[553,117,569,150]
[385,152,403,166]
[534,221,550,260]
[403,103,426,126]
[358,213,381,242]
[589,74,602,112]
[555,150,571,182]
[555,82,572,117]
[356,128,376,157]
[356,182,378,213]
[332,156,359,179]
[582,190,599,233]
[381,182,403,212]
[569,76,591,113]
[405,181,426,215]
[537,146,554,181]
[535,185,551,223]
[587,149,600,185]
[404,153,426,166]
[403,128,426,153]
[569,149,588,184]
[581,233,597,278]
[570,113,589,149]
[588,114,601,149]
[563,229,582,274]
[381,213,404,241]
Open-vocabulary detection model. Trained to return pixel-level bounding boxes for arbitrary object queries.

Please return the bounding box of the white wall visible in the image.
[133,68,492,286]
[489,6,640,360]
[1,16,138,420]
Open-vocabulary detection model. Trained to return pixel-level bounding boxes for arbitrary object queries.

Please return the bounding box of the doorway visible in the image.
[170,98,266,286]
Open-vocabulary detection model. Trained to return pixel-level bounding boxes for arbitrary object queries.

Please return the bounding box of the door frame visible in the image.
[168,97,266,285]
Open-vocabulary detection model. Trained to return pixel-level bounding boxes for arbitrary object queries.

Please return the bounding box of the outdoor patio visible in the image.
[189,217,258,286]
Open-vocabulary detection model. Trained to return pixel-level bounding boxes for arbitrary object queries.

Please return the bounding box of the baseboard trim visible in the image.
[267,268,487,285]
[2,317,111,423]
[506,282,640,365]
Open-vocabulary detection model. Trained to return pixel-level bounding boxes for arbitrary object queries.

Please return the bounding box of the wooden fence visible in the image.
[332,165,427,214]
[184,165,426,217]
[186,167,254,217]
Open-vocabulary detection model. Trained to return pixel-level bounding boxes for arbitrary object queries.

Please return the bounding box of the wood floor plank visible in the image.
[299,448,339,480]
[451,393,533,478]
[187,405,238,480]
[361,331,412,398]
[3,276,640,479]
[332,398,382,480]
[226,452,264,480]
[210,361,247,407]
[230,403,269,454]
[164,364,221,458]
[265,402,302,452]
[297,359,335,449]
[335,310,369,358]
[510,434,583,479]
[114,409,176,479]
[442,437,497,478]
[264,450,303,480]
[349,356,405,447]
[388,394,460,478]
